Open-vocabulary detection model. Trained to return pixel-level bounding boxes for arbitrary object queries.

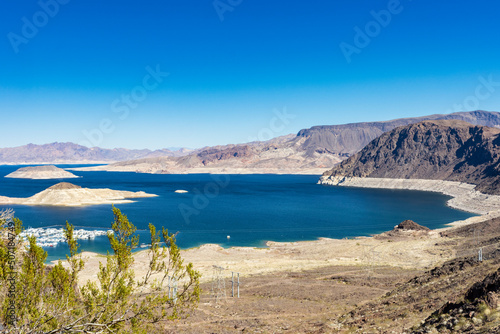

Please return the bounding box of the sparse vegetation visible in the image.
[0,206,200,333]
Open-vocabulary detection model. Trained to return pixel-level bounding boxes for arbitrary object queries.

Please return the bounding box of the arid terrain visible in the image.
[161,217,500,333]
[66,210,500,333]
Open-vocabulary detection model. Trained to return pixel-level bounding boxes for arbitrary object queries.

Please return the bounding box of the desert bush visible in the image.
[0,206,200,333]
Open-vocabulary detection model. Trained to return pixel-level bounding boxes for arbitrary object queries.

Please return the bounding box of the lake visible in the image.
[0,165,475,262]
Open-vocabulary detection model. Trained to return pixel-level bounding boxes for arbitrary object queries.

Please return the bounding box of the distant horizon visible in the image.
[1,1,500,149]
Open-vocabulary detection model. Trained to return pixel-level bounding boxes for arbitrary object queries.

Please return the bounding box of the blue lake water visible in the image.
[0,165,476,262]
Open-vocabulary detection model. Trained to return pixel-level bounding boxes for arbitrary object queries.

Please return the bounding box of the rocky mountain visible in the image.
[0,142,193,164]
[322,120,500,194]
[297,110,500,156]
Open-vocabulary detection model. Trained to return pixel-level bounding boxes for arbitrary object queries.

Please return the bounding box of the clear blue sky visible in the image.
[1,0,499,149]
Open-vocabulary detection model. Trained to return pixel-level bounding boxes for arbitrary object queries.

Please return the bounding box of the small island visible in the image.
[5,165,79,179]
[0,182,157,206]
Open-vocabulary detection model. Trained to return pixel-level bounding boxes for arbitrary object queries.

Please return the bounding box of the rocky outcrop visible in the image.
[416,266,500,333]
[377,220,431,239]
[396,220,430,231]
[321,120,500,195]
[0,182,157,206]
[5,165,79,179]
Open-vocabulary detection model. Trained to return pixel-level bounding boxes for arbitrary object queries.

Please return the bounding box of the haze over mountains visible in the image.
[2,111,500,173]
[0,142,193,164]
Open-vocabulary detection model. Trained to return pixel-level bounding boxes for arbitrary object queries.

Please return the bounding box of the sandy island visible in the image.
[0,182,157,206]
[5,165,79,179]
[58,176,500,287]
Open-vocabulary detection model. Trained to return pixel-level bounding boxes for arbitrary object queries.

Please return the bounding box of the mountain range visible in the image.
[0,142,194,164]
[2,110,500,174]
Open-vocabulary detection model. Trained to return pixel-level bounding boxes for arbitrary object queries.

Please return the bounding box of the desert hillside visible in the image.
[322,120,500,195]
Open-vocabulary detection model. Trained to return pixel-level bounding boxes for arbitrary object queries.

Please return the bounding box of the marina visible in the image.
[20,227,113,248]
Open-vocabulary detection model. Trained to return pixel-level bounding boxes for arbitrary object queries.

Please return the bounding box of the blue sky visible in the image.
[1,0,500,149]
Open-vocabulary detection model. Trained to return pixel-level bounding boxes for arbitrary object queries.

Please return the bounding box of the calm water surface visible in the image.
[0,165,476,262]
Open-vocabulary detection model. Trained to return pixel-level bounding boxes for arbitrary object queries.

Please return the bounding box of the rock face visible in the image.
[297,110,500,156]
[0,182,157,206]
[5,165,79,179]
[321,120,500,195]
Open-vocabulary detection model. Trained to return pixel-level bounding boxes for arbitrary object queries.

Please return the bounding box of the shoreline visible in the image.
[69,165,327,175]
[319,175,500,216]
[67,230,448,285]
[44,175,500,285]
